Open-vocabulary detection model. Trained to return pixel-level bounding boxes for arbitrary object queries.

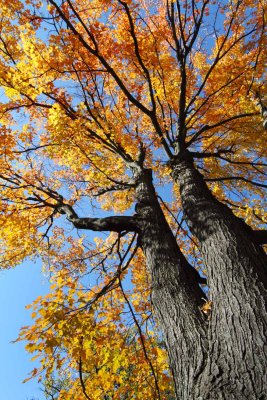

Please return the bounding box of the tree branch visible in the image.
[191,148,234,159]
[48,0,152,116]
[78,357,92,400]
[205,176,267,189]
[118,277,162,400]
[58,204,139,232]
[187,113,257,146]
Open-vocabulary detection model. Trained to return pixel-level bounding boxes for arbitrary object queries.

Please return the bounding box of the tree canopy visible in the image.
[0,0,266,398]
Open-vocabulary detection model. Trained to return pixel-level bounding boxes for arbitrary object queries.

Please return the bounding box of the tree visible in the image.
[0,0,266,398]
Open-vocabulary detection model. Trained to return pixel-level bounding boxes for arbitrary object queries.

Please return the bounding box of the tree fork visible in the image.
[171,153,267,399]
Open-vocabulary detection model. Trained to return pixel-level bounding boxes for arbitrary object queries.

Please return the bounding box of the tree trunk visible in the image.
[171,154,267,399]
[134,167,207,399]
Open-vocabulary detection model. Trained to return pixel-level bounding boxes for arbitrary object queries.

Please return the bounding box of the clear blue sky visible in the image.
[0,261,50,400]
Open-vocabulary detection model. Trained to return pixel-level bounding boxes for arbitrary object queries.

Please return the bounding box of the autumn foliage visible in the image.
[0,0,266,398]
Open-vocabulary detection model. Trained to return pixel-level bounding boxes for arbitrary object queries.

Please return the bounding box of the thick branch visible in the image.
[58,204,139,232]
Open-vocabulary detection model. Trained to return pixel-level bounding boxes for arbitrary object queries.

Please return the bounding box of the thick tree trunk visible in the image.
[134,168,207,400]
[171,154,267,399]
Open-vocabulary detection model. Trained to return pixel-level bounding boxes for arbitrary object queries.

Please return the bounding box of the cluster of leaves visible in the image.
[0,0,266,397]
[18,235,173,399]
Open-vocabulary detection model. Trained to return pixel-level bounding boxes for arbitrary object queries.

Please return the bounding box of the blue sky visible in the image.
[0,261,50,400]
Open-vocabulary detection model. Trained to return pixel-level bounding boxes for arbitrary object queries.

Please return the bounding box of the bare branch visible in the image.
[58,204,139,233]
[205,176,267,189]
[78,357,92,400]
[118,277,162,399]
[187,113,258,146]
[191,148,234,159]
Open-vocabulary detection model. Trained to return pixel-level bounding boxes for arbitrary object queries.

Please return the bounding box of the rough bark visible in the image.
[133,167,208,399]
[171,153,267,399]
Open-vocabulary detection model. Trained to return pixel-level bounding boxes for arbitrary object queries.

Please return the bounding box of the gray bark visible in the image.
[171,153,267,399]
[133,167,207,399]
